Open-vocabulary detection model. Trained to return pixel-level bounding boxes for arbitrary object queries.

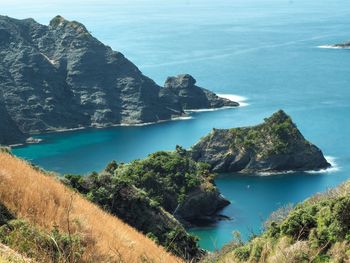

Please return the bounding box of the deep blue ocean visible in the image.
[4,0,350,251]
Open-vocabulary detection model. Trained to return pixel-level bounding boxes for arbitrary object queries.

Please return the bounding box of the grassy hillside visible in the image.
[203,180,350,263]
[0,151,182,263]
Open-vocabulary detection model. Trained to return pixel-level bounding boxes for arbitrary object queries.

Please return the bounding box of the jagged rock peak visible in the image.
[49,15,89,33]
[264,109,294,125]
[165,74,197,89]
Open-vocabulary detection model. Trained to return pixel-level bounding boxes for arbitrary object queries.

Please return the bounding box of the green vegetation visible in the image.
[0,201,84,262]
[63,146,218,261]
[0,220,85,263]
[229,110,302,158]
[203,181,350,263]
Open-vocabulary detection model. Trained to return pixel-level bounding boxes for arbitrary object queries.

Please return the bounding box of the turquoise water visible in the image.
[4,0,350,251]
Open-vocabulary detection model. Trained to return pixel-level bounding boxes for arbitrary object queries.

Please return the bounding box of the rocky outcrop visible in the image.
[332,41,350,48]
[191,110,330,173]
[175,188,230,225]
[164,74,239,110]
[0,15,238,145]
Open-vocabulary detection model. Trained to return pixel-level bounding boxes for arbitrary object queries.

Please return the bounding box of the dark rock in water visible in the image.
[164,74,239,109]
[332,41,350,48]
[0,15,238,145]
[190,110,331,173]
[174,188,230,226]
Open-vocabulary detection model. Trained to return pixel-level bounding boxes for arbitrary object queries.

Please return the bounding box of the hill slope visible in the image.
[0,151,182,262]
[203,179,350,263]
[63,148,230,261]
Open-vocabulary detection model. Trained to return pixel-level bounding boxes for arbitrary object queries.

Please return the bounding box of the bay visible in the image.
[4,0,350,251]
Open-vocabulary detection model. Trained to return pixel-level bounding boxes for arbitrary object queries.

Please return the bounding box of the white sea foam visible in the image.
[184,106,237,113]
[112,116,193,127]
[217,94,249,107]
[257,170,295,176]
[257,156,340,176]
[184,94,248,113]
[306,156,340,174]
[317,45,350,49]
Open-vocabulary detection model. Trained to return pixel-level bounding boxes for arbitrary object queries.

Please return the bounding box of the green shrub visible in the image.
[0,220,85,263]
[233,244,250,261]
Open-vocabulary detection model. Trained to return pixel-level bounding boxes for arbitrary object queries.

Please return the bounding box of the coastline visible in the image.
[255,155,338,176]
[11,94,246,148]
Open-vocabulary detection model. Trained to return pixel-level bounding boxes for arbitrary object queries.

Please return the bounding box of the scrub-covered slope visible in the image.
[63,147,230,261]
[0,150,182,262]
[191,110,330,173]
[203,180,350,263]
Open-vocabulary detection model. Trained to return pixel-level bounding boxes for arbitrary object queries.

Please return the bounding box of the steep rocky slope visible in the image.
[0,102,26,145]
[191,110,330,173]
[0,15,238,145]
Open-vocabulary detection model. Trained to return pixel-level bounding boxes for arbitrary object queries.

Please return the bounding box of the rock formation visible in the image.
[191,110,330,173]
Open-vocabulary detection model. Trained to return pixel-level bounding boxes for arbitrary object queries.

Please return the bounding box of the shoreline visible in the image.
[11,94,246,148]
[255,155,338,176]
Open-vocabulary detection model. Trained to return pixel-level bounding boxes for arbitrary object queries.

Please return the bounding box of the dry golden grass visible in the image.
[0,153,183,263]
[0,243,33,263]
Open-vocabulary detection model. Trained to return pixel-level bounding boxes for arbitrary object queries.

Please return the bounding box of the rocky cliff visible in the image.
[191,110,330,173]
[0,102,27,145]
[0,15,238,145]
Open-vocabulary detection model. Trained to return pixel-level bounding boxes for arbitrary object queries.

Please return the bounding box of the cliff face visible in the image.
[0,102,27,145]
[164,74,239,110]
[191,110,330,173]
[0,15,238,145]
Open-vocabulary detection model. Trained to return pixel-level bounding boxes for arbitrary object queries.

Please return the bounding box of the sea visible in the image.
[3,0,350,251]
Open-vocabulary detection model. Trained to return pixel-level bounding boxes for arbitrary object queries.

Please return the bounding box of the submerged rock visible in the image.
[0,15,238,145]
[164,74,239,110]
[190,110,330,173]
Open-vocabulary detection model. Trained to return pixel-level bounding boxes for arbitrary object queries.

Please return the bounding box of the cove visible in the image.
[5,0,350,251]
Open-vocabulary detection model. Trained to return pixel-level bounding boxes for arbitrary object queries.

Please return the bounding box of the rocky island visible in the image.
[190,110,330,173]
[0,15,238,146]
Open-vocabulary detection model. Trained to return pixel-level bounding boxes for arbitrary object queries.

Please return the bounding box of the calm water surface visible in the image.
[3,0,350,251]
